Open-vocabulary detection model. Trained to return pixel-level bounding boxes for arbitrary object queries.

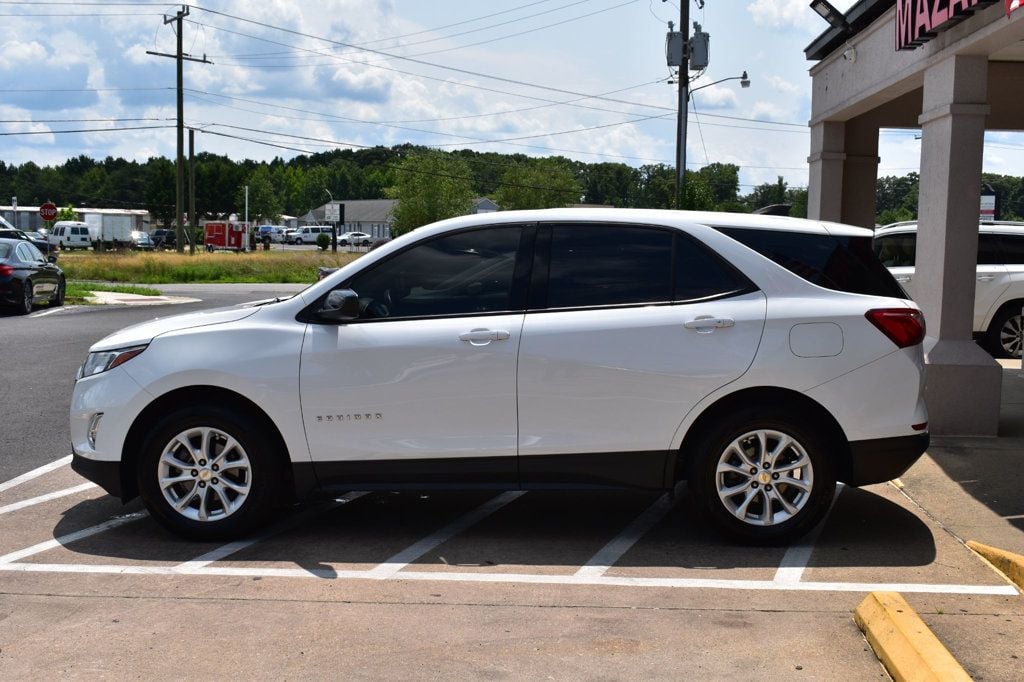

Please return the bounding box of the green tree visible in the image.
[697,163,740,206]
[386,151,475,235]
[635,164,676,209]
[747,176,788,211]
[494,157,581,210]
[144,157,176,228]
[236,165,282,224]
[55,204,79,222]
[680,170,714,210]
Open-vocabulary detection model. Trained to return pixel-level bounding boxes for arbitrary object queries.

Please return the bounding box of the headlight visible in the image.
[78,345,148,379]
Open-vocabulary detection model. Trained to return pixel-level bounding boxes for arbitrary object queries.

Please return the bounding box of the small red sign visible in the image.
[39,202,58,222]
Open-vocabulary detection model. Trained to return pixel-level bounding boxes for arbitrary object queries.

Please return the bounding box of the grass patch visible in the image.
[66,281,164,305]
[58,250,361,284]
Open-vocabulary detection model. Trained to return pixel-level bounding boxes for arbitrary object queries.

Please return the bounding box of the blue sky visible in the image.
[1,0,1019,193]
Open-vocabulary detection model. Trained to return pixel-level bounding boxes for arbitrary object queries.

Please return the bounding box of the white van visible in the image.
[292,225,333,245]
[49,221,92,250]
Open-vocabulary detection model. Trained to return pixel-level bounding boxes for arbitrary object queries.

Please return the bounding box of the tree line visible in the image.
[4,144,1019,234]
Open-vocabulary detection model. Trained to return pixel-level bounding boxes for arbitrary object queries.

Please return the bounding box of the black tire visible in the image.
[295,237,304,245]
[687,407,837,545]
[984,305,1023,359]
[50,277,65,307]
[136,404,286,540]
[16,279,33,315]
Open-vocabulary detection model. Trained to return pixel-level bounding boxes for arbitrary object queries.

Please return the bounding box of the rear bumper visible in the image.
[844,433,929,486]
[71,450,123,498]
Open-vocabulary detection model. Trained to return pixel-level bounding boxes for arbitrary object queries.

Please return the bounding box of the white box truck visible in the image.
[85,213,133,249]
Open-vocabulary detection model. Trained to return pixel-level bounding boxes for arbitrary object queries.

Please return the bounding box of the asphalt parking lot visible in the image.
[1,289,1022,679]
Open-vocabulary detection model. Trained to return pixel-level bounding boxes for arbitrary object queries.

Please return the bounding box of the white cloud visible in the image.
[0,40,48,69]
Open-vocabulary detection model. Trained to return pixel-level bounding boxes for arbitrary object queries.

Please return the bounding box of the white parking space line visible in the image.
[0,559,1014,595]
[0,512,147,565]
[29,307,70,318]
[364,490,527,579]
[773,484,844,585]
[0,455,72,494]
[574,492,678,579]
[0,482,98,516]
[174,492,369,573]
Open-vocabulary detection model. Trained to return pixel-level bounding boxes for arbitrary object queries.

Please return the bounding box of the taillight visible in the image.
[0,264,13,277]
[865,308,926,348]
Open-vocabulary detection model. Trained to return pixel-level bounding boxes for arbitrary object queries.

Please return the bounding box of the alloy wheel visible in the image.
[999,313,1023,358]
[157,426,252,522]
[715,429,814,527]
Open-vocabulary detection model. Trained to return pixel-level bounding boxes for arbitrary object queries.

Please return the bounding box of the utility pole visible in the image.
[188,128,196,256]
[147,6,211,254]
[673,1,690,208]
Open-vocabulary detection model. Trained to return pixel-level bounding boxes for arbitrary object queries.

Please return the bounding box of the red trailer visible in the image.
[204,222,248,251]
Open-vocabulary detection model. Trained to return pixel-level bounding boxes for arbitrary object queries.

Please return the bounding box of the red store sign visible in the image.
[896,0,1000,50]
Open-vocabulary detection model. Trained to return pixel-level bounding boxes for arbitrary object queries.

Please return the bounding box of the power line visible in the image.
[190,3,671,112]
[0,117,168,123]
[0,125,175,136]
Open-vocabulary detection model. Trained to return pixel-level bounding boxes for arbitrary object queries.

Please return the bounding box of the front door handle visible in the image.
[684,316,735,333]
[895,275,912,283]
[459,329,510,345]
[977,275,996,282]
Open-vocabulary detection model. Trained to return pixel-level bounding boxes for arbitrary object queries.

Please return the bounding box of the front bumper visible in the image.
[71,450,123,498]
[845,433,929,486]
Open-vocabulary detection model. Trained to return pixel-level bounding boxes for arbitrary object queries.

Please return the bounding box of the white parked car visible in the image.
[873,220,1024,358]
[70,209,928,544]
[337,231,373,246]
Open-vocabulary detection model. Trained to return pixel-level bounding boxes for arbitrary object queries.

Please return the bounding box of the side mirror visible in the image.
[317,289,361,322]
[47,255,58,263]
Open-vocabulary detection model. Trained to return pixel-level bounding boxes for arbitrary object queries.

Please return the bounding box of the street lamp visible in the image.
[673,71,751,206]
[324,188,337,252]
[809,0,849,31]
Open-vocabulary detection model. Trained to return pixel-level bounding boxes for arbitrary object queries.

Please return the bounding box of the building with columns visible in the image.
[805,0,1024,435]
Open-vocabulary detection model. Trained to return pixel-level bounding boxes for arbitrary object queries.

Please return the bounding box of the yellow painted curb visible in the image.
[966,541,1024,591]
[854,592,970,682]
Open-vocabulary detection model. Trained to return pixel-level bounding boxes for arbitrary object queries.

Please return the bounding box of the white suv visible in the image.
[874,221,1024,357]
[70,209,928,544]
[292,225,332,244]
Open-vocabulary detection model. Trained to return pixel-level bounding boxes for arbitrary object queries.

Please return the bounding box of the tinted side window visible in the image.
[674,234,754,301]
[346,227,521,320]
[874,233,916,267]
[546,225,673,308]
[720,227,908,299]
[998,235,1024,264]
[978,234,1003,265]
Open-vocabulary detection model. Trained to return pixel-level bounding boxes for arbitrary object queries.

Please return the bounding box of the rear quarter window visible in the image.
[717,226,908,299]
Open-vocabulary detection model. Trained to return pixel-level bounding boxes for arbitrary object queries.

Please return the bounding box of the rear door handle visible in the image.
[895,275,912,283]
[684,316,735,333]
[977,275,996,282]
[459,329,510,345]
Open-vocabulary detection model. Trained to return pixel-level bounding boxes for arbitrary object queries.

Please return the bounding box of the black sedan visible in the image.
[0,228,58,256]
[0,238,65,314]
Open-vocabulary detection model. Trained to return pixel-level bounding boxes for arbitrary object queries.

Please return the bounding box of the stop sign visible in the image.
[39,202,58,222]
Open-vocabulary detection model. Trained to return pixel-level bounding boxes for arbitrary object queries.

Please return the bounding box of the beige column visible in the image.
[807,121,845,222]
[915,55,1001,436]
[840,118,880,228]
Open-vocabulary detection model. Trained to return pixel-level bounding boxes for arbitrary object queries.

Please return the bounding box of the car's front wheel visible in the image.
[50,278,65,307]
[137,405,285,540]
[687,409,836,545]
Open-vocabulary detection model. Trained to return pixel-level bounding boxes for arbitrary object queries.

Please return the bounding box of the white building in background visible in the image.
[0,206,149,232]
[307,197,502,239]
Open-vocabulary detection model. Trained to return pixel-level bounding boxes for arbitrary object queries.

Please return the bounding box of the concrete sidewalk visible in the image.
[901,359,1024,556]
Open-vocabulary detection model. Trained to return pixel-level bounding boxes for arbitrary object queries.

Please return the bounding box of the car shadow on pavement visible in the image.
[45,485,937,572]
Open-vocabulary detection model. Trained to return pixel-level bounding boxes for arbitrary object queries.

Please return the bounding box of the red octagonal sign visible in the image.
[39,202,58,222]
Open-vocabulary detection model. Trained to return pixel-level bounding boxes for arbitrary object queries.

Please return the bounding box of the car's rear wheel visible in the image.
[985,305,1023,359]
[687,409,836,545]
[137,405,285,540]
[17,280,33,315]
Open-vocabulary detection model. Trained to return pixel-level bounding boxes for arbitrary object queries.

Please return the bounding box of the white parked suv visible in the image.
[70,209,928,544]
[292,225,332,244]
[874,221,1024,358]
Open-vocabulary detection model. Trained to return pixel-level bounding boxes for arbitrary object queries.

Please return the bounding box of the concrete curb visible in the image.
[853,592,970,682]
[966,541,1024,591]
